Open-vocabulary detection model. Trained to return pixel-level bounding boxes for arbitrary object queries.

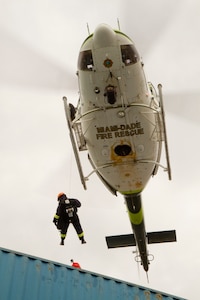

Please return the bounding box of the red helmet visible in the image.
[57,192,66,200]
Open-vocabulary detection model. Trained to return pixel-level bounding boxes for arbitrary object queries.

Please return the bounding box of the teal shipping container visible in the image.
[0,247,186,300]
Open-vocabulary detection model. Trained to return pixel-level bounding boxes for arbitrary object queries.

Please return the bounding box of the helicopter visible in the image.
[63,23,176,272]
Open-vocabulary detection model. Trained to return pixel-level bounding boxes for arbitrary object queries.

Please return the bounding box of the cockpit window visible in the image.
[78,50,94,71]
[121,44,139,66]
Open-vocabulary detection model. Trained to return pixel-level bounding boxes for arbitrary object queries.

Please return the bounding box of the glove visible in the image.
[53,218,58,226]
[65,199,70,204]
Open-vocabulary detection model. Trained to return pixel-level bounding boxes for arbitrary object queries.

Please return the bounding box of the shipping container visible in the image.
[0,247,186,300]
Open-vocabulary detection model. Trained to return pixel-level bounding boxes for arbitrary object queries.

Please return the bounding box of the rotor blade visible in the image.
[120,1,182,54]
[164,92,200,125]
[0,27,76,90]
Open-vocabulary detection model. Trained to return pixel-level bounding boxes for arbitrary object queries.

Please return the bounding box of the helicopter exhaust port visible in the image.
[114,144,132,156]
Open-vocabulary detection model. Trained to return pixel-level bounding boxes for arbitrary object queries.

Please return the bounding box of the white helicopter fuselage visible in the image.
[75,24,161,195]
[64,24,174,272]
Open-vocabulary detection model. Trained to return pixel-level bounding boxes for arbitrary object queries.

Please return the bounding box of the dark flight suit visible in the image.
[53,195,86,245]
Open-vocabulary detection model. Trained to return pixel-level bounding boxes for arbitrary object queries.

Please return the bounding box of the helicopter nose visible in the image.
[93,24,116,49]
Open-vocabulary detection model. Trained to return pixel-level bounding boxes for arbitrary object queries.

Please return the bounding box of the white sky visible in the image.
[0,1,200,299]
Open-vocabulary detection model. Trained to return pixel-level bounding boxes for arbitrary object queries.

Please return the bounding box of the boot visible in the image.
[80,237,86,244]
[60,238,65,245]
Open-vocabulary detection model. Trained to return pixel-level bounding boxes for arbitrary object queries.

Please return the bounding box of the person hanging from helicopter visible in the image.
[53,192,86,245]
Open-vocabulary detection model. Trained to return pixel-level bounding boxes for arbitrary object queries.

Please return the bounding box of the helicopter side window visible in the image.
[78,50,94,71]
[121,44,139,66]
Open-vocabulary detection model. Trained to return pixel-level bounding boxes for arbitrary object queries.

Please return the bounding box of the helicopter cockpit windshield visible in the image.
[78,50,94,71]
[121,44,139,66]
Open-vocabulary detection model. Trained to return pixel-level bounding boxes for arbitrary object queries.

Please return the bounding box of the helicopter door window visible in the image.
[78,50,94,71]
[121,44,139,66]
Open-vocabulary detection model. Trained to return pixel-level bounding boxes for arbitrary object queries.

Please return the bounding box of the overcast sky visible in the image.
[0,1,200,299]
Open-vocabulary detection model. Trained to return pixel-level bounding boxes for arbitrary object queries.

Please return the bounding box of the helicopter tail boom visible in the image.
[106,193,176,271]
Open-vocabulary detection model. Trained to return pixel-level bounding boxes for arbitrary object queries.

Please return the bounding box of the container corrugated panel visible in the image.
[0,247,186,300]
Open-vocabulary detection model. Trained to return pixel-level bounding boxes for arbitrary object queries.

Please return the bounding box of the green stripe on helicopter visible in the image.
[127,208,143,225]
[121,189,143,195]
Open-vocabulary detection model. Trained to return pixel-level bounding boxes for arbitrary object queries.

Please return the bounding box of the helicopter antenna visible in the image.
[87,23,90,35]
[117,18,121,30]
[146,271,149,283]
